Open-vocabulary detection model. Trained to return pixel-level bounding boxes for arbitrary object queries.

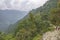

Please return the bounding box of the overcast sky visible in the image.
[0,0,48,11]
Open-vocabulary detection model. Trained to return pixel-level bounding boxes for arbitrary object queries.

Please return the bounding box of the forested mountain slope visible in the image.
[8,0,57,33]
[31,0,57,14]
[2,0,59,40]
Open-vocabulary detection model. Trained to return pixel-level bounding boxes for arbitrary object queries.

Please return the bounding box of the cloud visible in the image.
[0,0,48,11]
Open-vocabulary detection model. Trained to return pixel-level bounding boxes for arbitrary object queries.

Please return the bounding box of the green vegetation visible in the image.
[0,0,59,40]
[49,3,60,26]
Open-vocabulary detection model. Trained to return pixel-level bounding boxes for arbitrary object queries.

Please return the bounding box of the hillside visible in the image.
[8,0,57,33]
[31,0,57,14]
[0,0,59,40]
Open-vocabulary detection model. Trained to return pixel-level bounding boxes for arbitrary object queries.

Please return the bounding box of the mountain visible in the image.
[7,0,57,33]
[0,10,28,32]
[0,0,59,40]
[31,0,57,14]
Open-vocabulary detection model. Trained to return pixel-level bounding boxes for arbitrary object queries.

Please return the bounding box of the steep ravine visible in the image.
[42,30,60,40]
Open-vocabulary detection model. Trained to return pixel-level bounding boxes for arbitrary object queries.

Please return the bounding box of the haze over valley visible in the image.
[0,0,48,31]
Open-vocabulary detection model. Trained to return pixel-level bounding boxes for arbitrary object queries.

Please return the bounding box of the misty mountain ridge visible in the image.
[0,10,28,32]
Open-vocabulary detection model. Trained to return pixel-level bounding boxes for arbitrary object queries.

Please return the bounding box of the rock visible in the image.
[42,30,60,40]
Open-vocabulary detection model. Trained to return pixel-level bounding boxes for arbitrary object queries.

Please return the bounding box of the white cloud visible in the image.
[0,0,48,11]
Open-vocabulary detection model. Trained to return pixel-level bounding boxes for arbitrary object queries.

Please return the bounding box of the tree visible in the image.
[49,3,60,27]
[16,28,32,40]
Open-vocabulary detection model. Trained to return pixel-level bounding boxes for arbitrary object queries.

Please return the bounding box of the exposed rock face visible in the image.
[42,30,60,40]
